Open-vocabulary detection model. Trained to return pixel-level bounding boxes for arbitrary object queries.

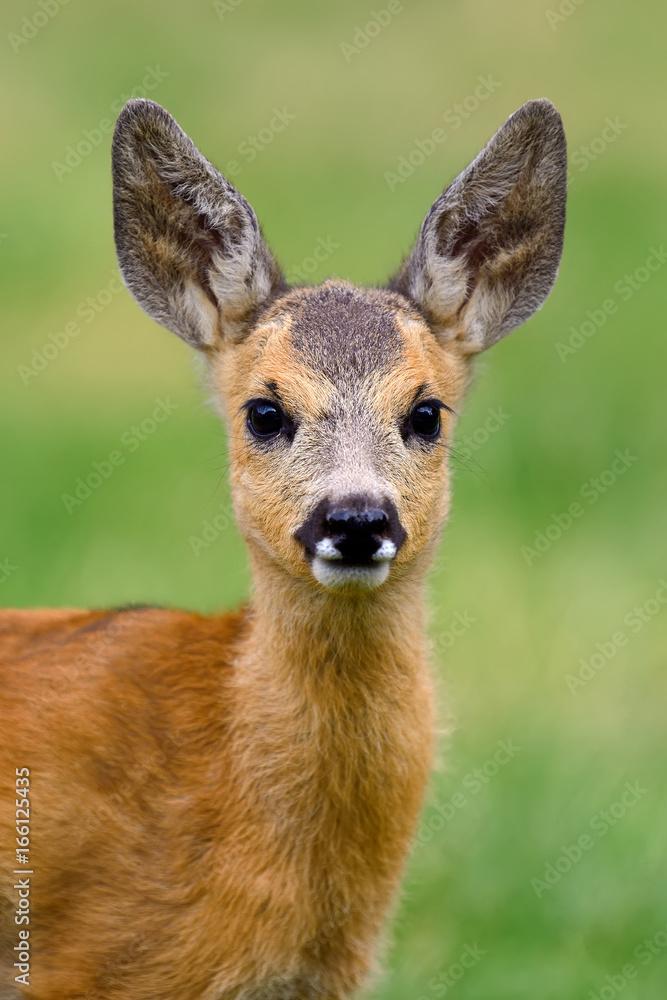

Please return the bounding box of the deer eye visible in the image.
[409,401,441,439]
[247,400,284,439]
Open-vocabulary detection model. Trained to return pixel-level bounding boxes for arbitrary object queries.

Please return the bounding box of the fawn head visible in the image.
[112,99,566,592]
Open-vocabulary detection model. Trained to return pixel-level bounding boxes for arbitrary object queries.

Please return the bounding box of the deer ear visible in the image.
[112,99,285,349]
[390,99,567,353]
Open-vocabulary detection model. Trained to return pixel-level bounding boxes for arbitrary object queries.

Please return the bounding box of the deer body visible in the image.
[1,584,431,999]
[0,99,566,999]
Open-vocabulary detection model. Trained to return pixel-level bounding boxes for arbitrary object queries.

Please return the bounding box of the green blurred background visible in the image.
[1,0,666,996]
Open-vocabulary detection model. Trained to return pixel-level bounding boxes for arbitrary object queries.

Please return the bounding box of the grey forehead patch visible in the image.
[287,284,403,380]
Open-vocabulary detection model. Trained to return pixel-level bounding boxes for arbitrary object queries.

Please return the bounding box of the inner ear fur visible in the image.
[390,99,567,353]
[112,99,285,349]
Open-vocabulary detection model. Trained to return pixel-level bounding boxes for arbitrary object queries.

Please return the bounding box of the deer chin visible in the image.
[311,557,392,591]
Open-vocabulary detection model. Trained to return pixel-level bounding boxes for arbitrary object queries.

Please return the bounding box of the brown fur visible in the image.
[0,99,566,999]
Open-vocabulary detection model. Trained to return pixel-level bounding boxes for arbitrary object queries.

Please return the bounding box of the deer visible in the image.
[0,97,566,1000]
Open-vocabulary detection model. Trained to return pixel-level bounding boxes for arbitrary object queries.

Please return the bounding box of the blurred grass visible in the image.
[1,0,666,996]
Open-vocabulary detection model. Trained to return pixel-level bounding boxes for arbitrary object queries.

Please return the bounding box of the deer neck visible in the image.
[229,550,435,838]
[242,550,429,696]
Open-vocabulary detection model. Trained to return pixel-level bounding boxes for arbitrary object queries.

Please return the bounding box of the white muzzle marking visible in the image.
[312,538,397,590]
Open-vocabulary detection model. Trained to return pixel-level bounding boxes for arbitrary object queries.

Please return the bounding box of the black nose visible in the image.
[295,496,406,566]
[324,507,389,563]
